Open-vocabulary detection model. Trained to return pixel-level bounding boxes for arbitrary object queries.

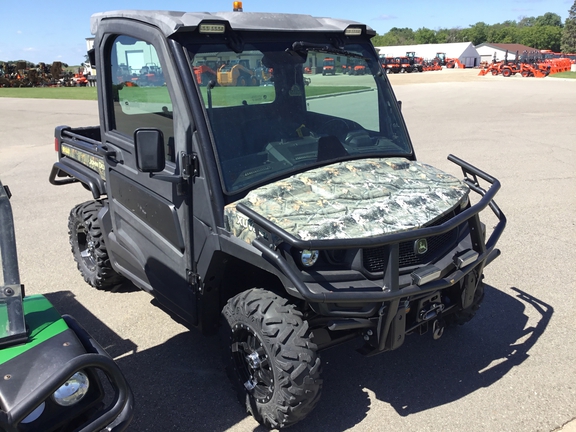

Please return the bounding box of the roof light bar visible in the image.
[345,27,363,36]
[199,23,226,34]
[233,1,243,11]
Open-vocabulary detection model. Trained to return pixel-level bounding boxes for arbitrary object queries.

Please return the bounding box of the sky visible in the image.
[0,0,573,65]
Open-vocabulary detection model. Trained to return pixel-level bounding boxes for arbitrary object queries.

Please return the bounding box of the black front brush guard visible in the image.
[237,154,506,305]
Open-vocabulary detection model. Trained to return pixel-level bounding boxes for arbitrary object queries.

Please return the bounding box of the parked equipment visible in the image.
[193,62,218,86]
[436,52,466,69]
[477,50,565,78]
[0,61,91,87]
[379,55,441,74]
[217,59,258,86]
[322,57,336,75]
[379,56,401,74]
[406,52,424,72]
[345,58,367,75]
[0,179,133,432]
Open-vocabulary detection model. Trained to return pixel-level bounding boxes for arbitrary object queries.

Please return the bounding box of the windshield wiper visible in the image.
[291,41,367,60]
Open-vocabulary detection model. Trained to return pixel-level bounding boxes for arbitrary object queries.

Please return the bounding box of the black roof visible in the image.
[90,10,374,37]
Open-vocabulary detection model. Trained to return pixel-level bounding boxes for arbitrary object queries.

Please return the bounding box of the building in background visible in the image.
[374,42,480,68]
[475,43,539,63]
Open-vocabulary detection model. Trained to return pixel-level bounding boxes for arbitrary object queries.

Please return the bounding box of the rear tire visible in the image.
[68,200,125,290]
[221,289,322,429]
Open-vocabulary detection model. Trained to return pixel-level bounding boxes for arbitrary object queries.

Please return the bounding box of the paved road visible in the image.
[0,73,574,431]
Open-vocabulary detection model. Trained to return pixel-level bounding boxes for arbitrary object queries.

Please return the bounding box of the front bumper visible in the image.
[239,155,506,354]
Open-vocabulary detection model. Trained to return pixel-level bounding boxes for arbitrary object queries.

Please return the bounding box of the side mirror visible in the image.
[87,48,96,67]
[397,100,402,112]
[134,128,165,173]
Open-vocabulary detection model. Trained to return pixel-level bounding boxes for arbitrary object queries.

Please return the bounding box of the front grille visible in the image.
[363,211,459,272]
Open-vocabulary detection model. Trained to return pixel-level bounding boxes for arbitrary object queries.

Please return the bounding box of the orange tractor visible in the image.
[193,61,218,86]
[436,52,466,69]
[540,50,573,73]
[345,58,367,75]
[421,57,442,71]
[72,72,89,86]
[479,51,550,78]
[322,57,336,75]
[406,52,424,72]
[378,56,401,74]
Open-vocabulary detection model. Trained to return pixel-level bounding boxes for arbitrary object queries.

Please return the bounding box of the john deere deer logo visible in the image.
[415,239,428,255]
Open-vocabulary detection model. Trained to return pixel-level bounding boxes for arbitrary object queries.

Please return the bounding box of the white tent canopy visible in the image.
[374,42,481,68]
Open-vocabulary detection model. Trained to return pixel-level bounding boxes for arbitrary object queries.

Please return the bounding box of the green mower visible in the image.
[0,179,133,432]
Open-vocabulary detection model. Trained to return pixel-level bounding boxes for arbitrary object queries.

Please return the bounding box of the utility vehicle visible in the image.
[49,5,505,428]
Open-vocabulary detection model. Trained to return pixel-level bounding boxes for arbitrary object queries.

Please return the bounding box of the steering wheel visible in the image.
[314,118,351,140]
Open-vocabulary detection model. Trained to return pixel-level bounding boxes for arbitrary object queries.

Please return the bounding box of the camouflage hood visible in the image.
[224,158,469,243]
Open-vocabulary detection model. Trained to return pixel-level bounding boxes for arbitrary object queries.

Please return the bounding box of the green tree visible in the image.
[435,28,449,43]
[388,27,416,45]
[535,12,563,27]
[520,26,562,51]
[466,22,489,45]
[372,27,415,46]
[371,11,566,52]
[440,28,463,43]
[518,16,536,27]
[489,26,519,43]
[371,33,399,47]
[414,27,437,44]
[561,0,576,52]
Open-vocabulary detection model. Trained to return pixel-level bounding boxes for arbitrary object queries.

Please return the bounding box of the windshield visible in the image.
[184,38,412,194]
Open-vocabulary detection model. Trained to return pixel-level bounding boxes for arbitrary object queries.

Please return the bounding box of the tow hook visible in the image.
[419,303,445,321]
[432,319,445,340]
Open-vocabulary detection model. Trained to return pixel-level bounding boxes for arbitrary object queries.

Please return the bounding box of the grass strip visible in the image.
[548,71,576,79]
[0,84,370,103]
[0,87,98,100]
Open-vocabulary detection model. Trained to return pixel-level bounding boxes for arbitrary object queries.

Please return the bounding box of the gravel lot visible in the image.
[0,69,574,431]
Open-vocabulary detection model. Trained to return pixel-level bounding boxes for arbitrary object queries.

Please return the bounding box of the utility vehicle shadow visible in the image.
[110,280,141,294]
[287,285,553,431]
[44,286,552,432]
[44,291,249,431]
[44,291,138,358]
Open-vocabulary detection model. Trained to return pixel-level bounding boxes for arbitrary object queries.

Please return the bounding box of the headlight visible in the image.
[21,402,45,424]
[300,250,319,267]
[52,371,89,406]
[459,195,470,211]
